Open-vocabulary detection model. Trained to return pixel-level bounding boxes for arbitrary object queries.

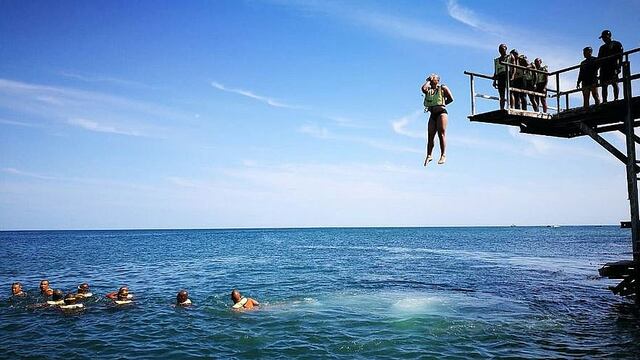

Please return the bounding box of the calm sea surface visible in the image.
[1,226,639,359]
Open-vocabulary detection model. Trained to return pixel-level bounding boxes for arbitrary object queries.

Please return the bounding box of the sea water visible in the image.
[1,226,638,358]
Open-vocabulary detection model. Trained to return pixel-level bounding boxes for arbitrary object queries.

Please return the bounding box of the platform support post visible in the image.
[470,74,476,115]
[621,61,640,303]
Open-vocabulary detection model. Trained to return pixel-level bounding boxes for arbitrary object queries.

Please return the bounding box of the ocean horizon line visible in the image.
[0,223,620,232]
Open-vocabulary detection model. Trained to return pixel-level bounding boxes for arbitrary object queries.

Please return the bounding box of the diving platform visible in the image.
[465,47,640,302]
[469,97,640,138]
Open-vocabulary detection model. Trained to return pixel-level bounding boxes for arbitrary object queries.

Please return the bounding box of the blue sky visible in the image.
[1,0,639,229]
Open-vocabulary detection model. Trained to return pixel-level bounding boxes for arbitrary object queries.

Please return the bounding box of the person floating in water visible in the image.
[577,46,601,108]
[176,290,192,306]
[40,279,53,297]
[11,282,25,297]
[59,293,84,312]
[47,290,65,306]
[421,73,453,166]
[597,29,623,103]
[76,283,93,299]
[106,286,133,305]
[231,289,259,310]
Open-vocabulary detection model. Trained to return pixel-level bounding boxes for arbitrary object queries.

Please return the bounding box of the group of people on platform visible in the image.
[9,280,259,312]
[492,44,549,113]
[493,29,625,112]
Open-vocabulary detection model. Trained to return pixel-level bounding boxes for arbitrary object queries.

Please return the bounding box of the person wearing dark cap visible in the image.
[577,47,601,109]
[597,29,624,102]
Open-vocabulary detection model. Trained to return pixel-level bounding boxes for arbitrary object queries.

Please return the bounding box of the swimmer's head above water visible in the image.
[40,279,51,295]
[63,293,78,306]
[11,282,24,296]
[230,289,242,304]
[78,283,90,294]
[117,287,130,301]
[176,290,191,306]
[51,289,64,302]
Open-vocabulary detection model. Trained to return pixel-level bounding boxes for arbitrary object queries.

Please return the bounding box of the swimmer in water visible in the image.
[176,290,192,306]
[40,279,53,297]
[231,289,260,310]
[76,283,93,299]
[106,286,133,305]
[59,293,84,311]
[11,282,25,297]
[47,290,65,306]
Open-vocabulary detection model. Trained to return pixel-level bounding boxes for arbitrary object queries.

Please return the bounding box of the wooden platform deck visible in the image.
[469,97,640,138]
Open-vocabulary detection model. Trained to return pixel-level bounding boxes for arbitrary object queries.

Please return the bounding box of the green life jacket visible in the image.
[423,85,445,108]
[494,55,509,75]
[536,65,548,84]
[524,64,535,82]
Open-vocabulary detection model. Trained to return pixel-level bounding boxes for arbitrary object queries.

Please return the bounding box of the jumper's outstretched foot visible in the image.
[423,155,433,166]
[438,155,446,164]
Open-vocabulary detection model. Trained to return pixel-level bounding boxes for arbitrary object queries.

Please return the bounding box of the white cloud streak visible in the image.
[67,118,145,137]
[0,118,39,128]
[59,71,157,89]
[0,78,188,138]
[270,0,493,50]
[298,123,421,153]
[391,110,424,138]
[211,81,301,109]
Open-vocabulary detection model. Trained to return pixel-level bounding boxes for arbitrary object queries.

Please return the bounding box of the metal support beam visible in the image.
[579,122,640,172]
[595,120,640,134]
[470,74,476,115]
[620,61,640,304]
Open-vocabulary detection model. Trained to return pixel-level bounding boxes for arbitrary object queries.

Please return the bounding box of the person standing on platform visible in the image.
[577,47,601,108]
[597,29,624,102]
[523,55,538,112]
[533,58,548,113]
[493,44,513,110]
[509,50,526,110]
[422,74,454,166]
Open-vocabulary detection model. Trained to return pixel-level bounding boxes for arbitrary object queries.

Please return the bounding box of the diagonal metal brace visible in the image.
[579,122,640,173]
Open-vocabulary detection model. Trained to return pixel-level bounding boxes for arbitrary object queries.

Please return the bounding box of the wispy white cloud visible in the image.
[0,78,188,138]
[298,123,421,153]
[67,118,146,137]
[211,81,301,109]
[298,124,330,139]
[0,118,39,128]
[59,71,157,89]
[446,0,505,36]
[2,167,59,181]
[507,127,612,161]
[391,110,424,138]
[445,0,577,71]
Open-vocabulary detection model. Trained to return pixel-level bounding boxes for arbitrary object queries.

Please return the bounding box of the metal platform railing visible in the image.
[464,47,640,116]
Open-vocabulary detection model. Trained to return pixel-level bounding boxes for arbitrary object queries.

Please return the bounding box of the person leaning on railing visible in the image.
[533,58,548,113]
